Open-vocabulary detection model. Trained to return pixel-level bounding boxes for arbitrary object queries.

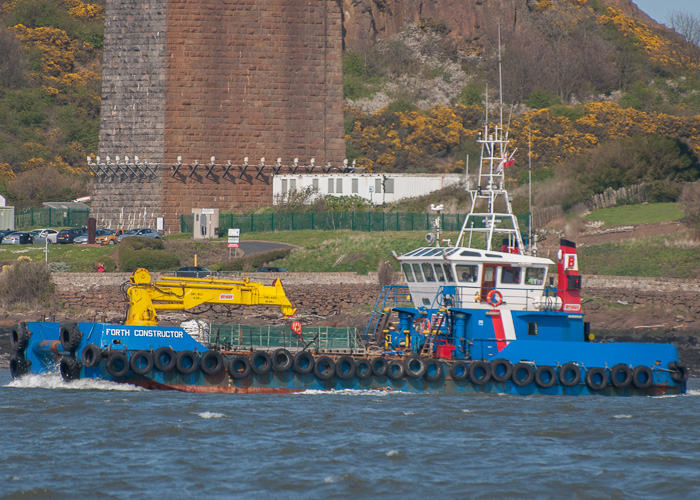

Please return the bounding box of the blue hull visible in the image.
[9,320,686,396]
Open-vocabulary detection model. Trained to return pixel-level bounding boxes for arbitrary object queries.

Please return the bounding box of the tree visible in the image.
[668,11,700,71]
[0,26,28,89]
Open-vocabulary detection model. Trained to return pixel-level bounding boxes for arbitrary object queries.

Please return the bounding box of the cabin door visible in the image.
[481,264,499,301]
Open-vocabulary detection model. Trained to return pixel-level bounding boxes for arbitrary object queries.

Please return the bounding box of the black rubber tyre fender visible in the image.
[106,351,129,378]
[293,350,315,375]
[404,355,427,378]
[313,356,336,381]
[469,360,491,385]
[335,355,356,380]
[450,361,469,381]
[490,358,513,383]
[632,365,653,389]
[60,356,81,381]
[9,353,28,379]
[558,363,581,387]
[250,350,272,375]
[669,361,690,383]
[387,360,405,380]
[11,322,29,353]
[271,348,293,372]
[424,359,444,382]
[80,344,102,368]
[60,322,82,353]
[154,346,177,372]
[175,350,198,375]
[534,365,557,389]
[585,367,609,391]
[130,350,154,376]
[370,357,388,377]
[610,363,632,389]
[355,358,372,379]
[228,355,251,379]
[512,362,535,387]
[200,350,225,376]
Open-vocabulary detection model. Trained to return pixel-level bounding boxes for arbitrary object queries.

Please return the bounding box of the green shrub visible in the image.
[118,238,178,271]
[120,236,165,251]
[0,260,54,307]
[524,87,561,109]
[214,248,292,272]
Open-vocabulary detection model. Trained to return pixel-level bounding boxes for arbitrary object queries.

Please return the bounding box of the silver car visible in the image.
[117,228,161,243]
[73,229,115,244]
[30,228,58,244]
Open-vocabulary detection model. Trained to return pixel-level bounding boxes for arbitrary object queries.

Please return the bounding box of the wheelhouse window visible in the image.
[526,267,545,286]
[443,265,454,282]
[422,263,436,282]
[456,264,478,283]
[402,263,415,282]
[434,264,446,282]
[501,266,521,284]
[412,263,424,282]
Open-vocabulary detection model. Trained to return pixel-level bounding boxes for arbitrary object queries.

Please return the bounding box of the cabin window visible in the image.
[444,265,455,282]
[312,178,319,192]
[352,178,359,194]
[422,263,436,282]
[501,266,521,284]
[336,178,343,193]
[385,178,395,194]
[412,263,424,282]
[327,178,334,194]
[456,264,478,283]
[434,264,446,282]
[402,263,415,282]
[375,178,382,193]
[281,179,288,193]
[290,179,296,191]
[526,267,545,286]
[528,322,538,336]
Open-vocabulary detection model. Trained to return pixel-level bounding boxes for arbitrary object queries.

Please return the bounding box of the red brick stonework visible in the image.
[94,0,345,233]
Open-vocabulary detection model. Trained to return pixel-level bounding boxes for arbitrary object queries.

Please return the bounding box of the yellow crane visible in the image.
[125,268,297,326]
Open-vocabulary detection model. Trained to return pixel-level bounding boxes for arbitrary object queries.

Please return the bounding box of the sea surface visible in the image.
[2,371,700,499]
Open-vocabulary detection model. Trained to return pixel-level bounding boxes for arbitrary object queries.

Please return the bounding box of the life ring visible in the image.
[424,359,444,382]
[490,358,513,382]
[371,357,389,377]
[175,350,198,375]
[313,356,336,381]
[387,360,405,380]
[130,350,154,376]
[9,353,28,379]
[632,365,653,389]
[200,350,225,375]
[414,317,431,333]
[228,355,251,379]
[469,360,491,385]
[404,355,427,378]
[610,363,632,389]
[293,351,315,375]
[60,322,82,353]
[106,351,129,377]
[154,346,176,372]
[335,355,356,380]
[250,350,272,375]
[512,362,534,387]
[355,358,372,379]
[558,363,581,387]
[487,290,503,307]
[585,367,609,391]
[669,361,690,383]
[271,348,293,372]
[60,356,80,381]
[534,365,557,388]
[450,361,469,381]
[80,343,103,368]
[11,322,29,353]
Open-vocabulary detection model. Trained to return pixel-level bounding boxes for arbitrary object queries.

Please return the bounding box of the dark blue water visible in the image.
[2,371,700,499]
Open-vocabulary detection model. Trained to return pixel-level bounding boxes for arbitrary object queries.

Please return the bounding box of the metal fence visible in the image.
[209,324,360,351]
[14,208,90,229]
[181,211,530,235]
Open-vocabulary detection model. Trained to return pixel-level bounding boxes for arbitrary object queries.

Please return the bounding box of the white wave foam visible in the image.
[6,373,144,392]
[403,411,415,415]
[386,450,401,457]
[324,476,336,484]
[297,388,410,396]
[197,411,225,419]
[613,414,633,419]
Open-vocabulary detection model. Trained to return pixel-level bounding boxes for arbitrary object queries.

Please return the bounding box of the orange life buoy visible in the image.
[415,317,431,333]
[487,290,503,307]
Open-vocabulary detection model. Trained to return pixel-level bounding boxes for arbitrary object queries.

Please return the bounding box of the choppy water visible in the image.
[2,371,700,499]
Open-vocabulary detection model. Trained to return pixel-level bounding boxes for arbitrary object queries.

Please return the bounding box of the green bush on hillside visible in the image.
[0,260,54,307]
[118,237,179,271]
[214,248,292,272]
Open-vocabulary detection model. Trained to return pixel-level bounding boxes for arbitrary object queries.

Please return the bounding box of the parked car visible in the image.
[117,228,161,243]
[73,228,115,244]
[30,228,59,244]
[1,231,32,245]
[96,229,125,245]
[56,228,86,244]
[0,229,15,243]
[175,266,214,278]
[255,267,289,273]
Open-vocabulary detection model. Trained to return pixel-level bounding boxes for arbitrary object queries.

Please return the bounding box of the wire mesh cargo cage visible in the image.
[208,324,363,353]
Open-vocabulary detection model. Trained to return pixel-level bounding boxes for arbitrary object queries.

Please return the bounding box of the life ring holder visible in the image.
[487,290,503,307]
[414,317,431,334]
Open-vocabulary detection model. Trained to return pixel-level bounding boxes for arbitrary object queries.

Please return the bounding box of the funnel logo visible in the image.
[219,294,234,301]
